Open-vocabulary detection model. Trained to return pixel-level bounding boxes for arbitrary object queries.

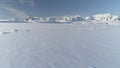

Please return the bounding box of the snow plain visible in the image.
[0,23,120,68]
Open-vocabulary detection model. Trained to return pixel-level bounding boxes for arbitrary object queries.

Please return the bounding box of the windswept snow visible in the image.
[0,23,120,68]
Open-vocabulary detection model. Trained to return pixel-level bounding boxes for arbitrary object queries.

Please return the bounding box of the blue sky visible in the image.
[0,0,120,19]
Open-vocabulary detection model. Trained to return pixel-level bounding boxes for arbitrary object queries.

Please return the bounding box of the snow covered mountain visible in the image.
[0,13,120,24]
[0,18,25,23]
[25,15,85,23]
[93,14,120,22]
[0,18,20,21]
[25,13,120,24]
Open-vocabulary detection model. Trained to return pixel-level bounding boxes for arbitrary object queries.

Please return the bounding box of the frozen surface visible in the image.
[0,23,120,68]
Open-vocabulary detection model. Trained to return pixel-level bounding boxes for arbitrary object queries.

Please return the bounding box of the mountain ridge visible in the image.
[0,13,120,24]
[25,13,120,23]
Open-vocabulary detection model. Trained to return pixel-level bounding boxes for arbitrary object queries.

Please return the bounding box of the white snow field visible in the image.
[0,23,120,68]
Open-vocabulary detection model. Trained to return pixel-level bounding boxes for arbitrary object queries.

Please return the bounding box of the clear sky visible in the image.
[0,0,120,19]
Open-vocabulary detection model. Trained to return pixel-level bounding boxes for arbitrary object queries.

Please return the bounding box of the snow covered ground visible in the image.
[0,23,120,68]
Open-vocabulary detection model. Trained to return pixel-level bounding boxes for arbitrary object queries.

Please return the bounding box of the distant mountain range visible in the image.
[0,18,25,23]
[24,13,120,24]
[1,13,120,24]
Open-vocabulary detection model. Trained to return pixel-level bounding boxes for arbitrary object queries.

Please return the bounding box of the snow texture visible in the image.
[0,23,119,68]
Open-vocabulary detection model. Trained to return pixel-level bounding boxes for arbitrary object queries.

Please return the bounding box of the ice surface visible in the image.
[0,23,120,68]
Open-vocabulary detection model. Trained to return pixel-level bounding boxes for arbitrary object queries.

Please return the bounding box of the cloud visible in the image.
[0,5,28,19]
[7,0,35,7]
[19,0,35,7]
[0,0,33,19]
